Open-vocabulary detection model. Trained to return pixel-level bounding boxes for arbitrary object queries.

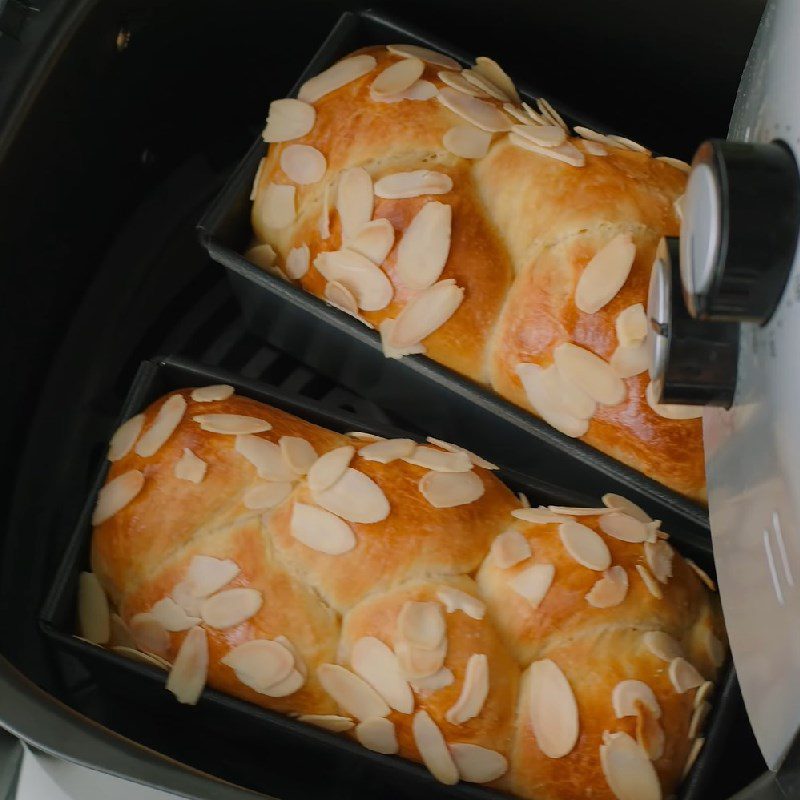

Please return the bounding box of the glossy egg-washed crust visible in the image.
[91,389,724,799]
[249,46,704,501]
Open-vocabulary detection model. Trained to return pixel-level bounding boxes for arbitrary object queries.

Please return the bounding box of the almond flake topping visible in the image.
[490,529,532,568]
[351,636,414,714]
[636,564,663,598]
[689,701,711,739]
[318,663,390,721]
[445,653,488,725]
[396,636,446,679]
[319,181,332,239]
[172,556,240,610]
[608,134,650,154]
[413,710,459,785]
[461,68,509,101]
[149,597,201,632]
[643,631,683,662]
[511,506,567,524]
[528,659,579,758]
[129,613,170,656]
[337,167,373,242]
[380,319,426,359]
[586,565,629,608]
[410,667,455,696]
[258,183,296,230]
[108,414,144,461]
[260,668,305,699]
[78,572,110,644]
[135,394,186,457]
[554,343,625,406]
[419,470,484,508]
[536,97,568,131]
[599,512,649,543]
[582,140,609,156]
[449,743,508,783]
[548,505,614,516]
[509,563,555,607]
[235,434,294,481]
[195,414,271,435]
[509,133,585,167]
[612,680,661,719]
[280,144,326,185]
[92,470,145,525]
[200,587,262,629]
[602,493,652,523]
[175,448,206,484]
[298,54,377,103]
[695,681,714,708]
[515,363,589,439]
[388,279,464,348]
[371,56,424,97]
[425,437,498,469]
[299,714,354,732]
[610,342,649,378]
[358,438,415,464]
[308,446,355,494]
[398,600,445,650]
[312,466,389,523]
[437,87,511,133]
[166,626,208,705]
[387,43,459,70]
[324,280,359,317]
[511,123,566,148]
[575,233,637,314]
[243,481,292,510]
[290,502,356,554]
[644,540,674,584]
[261,98,315,142]
[279,436,317,476]
[559,521,611,571]
[356,717,399,754]
[683,738,705,778]
[646,381,703,419]
[374,169,453,199]
[600,731,662,800]
[349,218,394,265]
[396,201,452,291]
[404,444,471,472]
[616,303,648,346]
[474,56,519,103]
[503,103,532,124]
[636,704,665,761]
[221,639,295,694]
[669,657,705,693]
[436,586,485,619]
[370,78,437,103]
[522,101,547,125]
[315,248,393,312]
[438,69,491,98]
[245,243,277,272]
[687,559,716,591]
[285,245,310,279]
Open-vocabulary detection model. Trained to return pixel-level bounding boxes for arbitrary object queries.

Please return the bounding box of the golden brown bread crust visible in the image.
[87,386,724,800]
[250,46,704,500]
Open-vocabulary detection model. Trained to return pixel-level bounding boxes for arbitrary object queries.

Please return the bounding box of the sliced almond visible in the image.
[108,414,144,461]
[610,341,650,378]
[511,506,567,524]
[200,587,262,629]
[413,710,459,785]
[437,87,511,133]
[503,103,531,124]
[548,505,614,516]
[290,502,356,554]
[573,125,615,145]
[149,597,201,632]
[509,563,555,607]
[398,601,445,650]
[261,668,305,697]
[449,743,508,783]
[372,56,424,97]
[582,140,609,156]
[280,144,326,185]
[528,659,579,758]
[635,703,665,760]
[274,634,307,678]
[380,318,427,359]
[78,572,110,644]
[674,193,686,222]
[308,446,355,493]
[129,613,170,657]
[425,437,497,470]
[511,123,566,148]
[644,540,674,584]
[374,170,453,199]
[176,555,240,601]
[436,587,486,620]
[166,626,208,705]
[337,167,373,242]
[259,183,296,230]
[438,69,491,98]
[298,54,377,103]
[396,201,452,291]
[474,55,519,103]
[586,565,629,608]
[135,395,186,457]
[246,243,277,272]
[285,245,310,279]
[243,480,293,510]
[396,637,446,679]
[193,385,235,404]
[608,134,650,154]
[324,280,359,316]
[643,631,684,662]
[612,680,661,719]
[689,701,711,739]
[687,559,716,591]
[600,731,662,800]
[669,657,704,693]
[695,681,714,708]
[554,343,625,406]
[194,414,271,435]
[461,68,509,101]
[351,636,414,714]
[419,470,484,508]
[319,181,332,239]
[616,304,648,346]
[112,646,170,669]
[387,43,459,69]
[235,434,294,480]
[656,155,691,173]
[522,101,547,125]
[313,466,389,523]
[442,125,492,159]
[518,493,531,508]
[490,529,532,568]
[636,564,663,598]
[599,512,649,543]
[318,663,390,721]
[574,233,637,314]
[315,248,393,311]
[279,436,317,476]
[559,521,611,571]
[602,493,652,523]
[389,279,463,347]
[515,363,590,438]
[349,218,394,264]
[646,381,703,420]
[509,133,585,167]
[358,438,415,464]
[704,629,726,668]
[299,714,355,732]
[355,717,399,754]
[370,78,437,103]
[92,469,145,525]
[410,667,455,695]
[262,98,316,142]
[404,444,471,472]
[536,97,568,131]
[220,638,295,693]
[347,431,384,441]
[683,738,705,778]
[174,448,206,484]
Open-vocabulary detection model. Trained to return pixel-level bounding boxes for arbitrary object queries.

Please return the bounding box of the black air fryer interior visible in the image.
[0,0,768,798]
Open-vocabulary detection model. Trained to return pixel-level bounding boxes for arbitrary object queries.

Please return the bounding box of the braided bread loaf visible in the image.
[81,385,725,800]
[247,44,705,503]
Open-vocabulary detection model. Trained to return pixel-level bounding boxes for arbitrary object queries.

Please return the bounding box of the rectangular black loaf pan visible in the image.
[197,8,708,535]
[41,355,733,800]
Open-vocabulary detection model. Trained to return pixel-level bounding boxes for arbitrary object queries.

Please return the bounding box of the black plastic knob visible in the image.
[681,139,800,323]
[648,237,739,408]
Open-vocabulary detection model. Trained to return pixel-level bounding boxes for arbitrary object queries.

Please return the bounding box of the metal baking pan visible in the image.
[40,354,731,800]
[196,8,708,536]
